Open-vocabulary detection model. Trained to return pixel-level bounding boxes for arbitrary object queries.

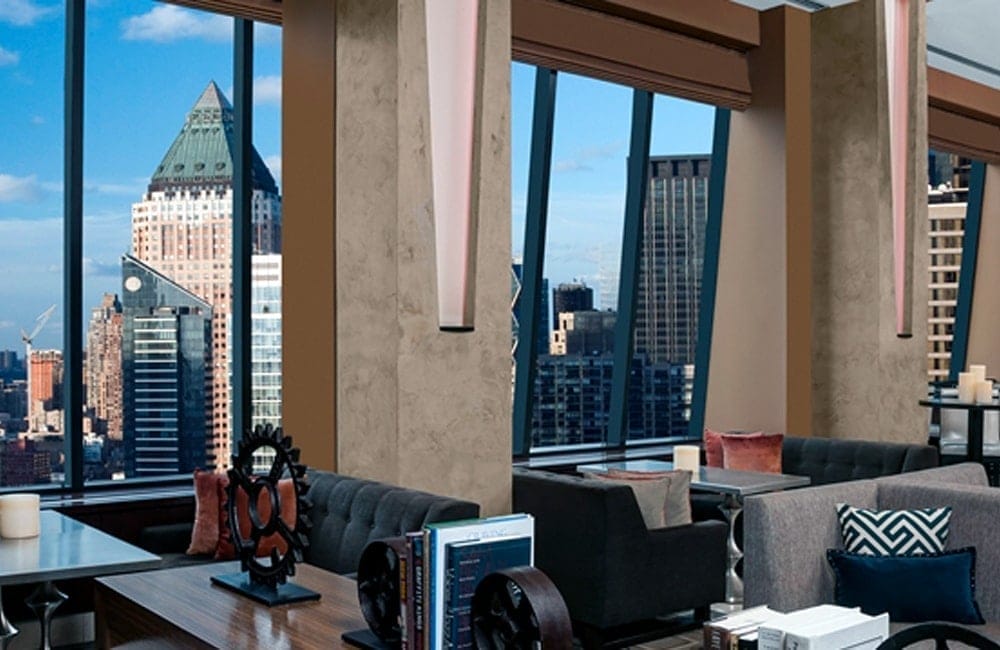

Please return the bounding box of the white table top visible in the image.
[0,510,161,586]
[577,459,811,497]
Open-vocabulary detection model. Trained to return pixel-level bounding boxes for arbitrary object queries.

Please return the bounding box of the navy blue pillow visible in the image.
[827,547,984,624]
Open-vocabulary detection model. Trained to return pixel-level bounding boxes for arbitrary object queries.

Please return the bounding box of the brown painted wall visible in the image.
[965,165,1000,373]
[282,0,337,470]
[705,7,810,435]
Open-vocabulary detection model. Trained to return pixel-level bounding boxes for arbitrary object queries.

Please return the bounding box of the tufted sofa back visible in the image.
[781,436,939,486]
[304,470,479,575]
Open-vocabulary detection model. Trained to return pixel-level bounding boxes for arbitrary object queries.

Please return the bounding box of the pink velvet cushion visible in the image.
[703,429,764,468]
[720,432,784,474]
[187,469,225,555]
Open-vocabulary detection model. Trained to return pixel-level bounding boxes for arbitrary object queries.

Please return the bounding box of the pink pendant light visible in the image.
[886,0,912,337]
[425,0,480,331]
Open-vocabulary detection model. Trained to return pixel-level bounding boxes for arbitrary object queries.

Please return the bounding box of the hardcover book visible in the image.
[443,535,532,648]
[423,514,534,649]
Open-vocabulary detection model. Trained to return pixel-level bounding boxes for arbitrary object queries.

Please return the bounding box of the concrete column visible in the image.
[333,0,512,514]
[810,0,928,443]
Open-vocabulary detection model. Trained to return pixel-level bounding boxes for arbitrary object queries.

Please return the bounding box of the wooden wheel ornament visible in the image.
[471,566,573,650]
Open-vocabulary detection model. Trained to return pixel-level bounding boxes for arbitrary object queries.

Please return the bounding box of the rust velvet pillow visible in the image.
[720,432,784,474]
[215,477,297,560]
[186,469,226,555]
[703,429,764,468]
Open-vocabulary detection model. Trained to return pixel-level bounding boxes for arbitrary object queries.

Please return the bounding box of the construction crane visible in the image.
[21,304,56,430]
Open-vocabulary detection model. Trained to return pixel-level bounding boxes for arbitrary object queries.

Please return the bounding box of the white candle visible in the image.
[976,380,995,404]
[970,365,987,384]
[958,372,977,403]
[0,493,40,539]
[673,445,701,473]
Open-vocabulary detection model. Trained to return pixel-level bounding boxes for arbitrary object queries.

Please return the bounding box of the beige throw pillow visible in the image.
[585,469,692,529]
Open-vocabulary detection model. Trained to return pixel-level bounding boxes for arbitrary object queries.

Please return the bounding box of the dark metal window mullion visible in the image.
[688,108,731,438]
[607,89,654,448]
[232,18,254,446]
[512,67,557,458]
[949,160,987,383]
[64,0,85,491]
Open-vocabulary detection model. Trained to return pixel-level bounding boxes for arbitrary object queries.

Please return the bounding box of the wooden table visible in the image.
[95,561,367,649]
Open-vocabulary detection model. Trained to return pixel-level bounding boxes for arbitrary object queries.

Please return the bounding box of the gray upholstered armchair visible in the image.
[512,467,727,648]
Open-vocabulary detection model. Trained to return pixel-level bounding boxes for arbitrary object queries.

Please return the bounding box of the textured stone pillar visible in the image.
[334,0,512,514]
[810,0,928,442]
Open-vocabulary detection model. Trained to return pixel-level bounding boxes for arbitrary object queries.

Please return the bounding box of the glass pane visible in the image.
[0,5,65,487]
[530,72,630,449]
[250,20,283,473]
[83,1,234,481]
[926,150,972,383]
[511,61,533,401]
[627,95,715,442]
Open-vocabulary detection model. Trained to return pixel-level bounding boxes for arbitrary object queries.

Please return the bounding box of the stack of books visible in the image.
[706,605,889,650]
[397,513,534,650]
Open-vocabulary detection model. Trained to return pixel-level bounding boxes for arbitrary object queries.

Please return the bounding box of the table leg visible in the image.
[968,408,984,464]
[720,493,744,605]
[0,587,18,650]
[25,581,66,650]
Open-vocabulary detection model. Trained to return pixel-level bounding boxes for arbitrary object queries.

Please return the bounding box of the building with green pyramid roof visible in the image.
[130,81,281,472]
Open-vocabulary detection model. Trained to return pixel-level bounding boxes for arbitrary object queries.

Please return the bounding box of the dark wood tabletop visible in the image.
[95,561,367,649]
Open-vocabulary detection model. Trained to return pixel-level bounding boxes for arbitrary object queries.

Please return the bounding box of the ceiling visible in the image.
[729,0,1000,90]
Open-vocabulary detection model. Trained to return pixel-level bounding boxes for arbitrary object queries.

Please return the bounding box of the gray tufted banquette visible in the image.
[304,470,479,574]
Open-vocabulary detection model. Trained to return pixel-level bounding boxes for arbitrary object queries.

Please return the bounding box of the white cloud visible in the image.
[0,0,56,26]
[30,115,44,125]
[0,46,19,67]
[121,5,231,43]
[84,181,144,196]
[82,257,119,277]
[263,155,281,187]
[554,140,626,174]
[254,75,281,105]
[0,174,43,203]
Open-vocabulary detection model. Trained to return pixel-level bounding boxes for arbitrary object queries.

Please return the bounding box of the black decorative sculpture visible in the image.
[343,538,408,649]
[210,424,320,606]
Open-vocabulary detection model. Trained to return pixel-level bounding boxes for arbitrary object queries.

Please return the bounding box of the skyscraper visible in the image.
[121,255,212,478]
[131,82,281,469]
[552,282,593,332]
[251,254,282,430]
[511,260,549,357]
[28,350,62,432]
[85,293,124,440]
[635,155,710,365]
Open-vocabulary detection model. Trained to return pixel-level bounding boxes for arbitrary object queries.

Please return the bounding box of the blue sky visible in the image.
[0,0,281,351]
[0,2,713,353]
[511,62,716,309]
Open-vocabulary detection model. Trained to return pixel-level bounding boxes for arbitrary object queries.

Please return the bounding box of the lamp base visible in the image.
[210,572,321,607]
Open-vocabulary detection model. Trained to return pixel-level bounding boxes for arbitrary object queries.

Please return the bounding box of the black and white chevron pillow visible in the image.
[836,503,952,556]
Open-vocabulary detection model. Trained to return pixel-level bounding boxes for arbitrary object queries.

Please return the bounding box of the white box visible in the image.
[784,611,889,650]
[757,605,861,650]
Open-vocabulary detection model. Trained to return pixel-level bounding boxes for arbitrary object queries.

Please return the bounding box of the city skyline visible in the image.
[0,1,282,351]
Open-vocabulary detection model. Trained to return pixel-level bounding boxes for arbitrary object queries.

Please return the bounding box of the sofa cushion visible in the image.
[704,429,762,468]
[585,472,671,528]
[836,503,951,556]
[305,471,479,574]
[215,478,297,560]
[783,437,939,486]
[603,468,692,527]
[828,548,985,624]
[722,433,783,474]
[187,470,224,555]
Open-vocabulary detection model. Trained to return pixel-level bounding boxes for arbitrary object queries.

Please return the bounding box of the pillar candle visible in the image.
[970,364,987,384]
[958,372,976,403]
[0,493,40,539]
[976,380,995,404]
[673,445,701,473]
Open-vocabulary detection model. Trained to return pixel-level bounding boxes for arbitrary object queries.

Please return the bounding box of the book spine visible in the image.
[443,560,456,649]
[757,627,784,650]
[424,529,433,650]
[407,533,423,650]
[399,547,409,650]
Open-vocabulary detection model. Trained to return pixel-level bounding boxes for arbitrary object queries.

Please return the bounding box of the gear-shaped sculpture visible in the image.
[211,425,320,606]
